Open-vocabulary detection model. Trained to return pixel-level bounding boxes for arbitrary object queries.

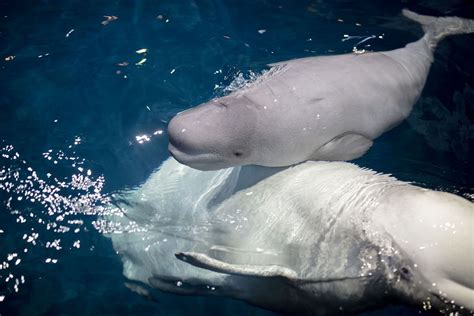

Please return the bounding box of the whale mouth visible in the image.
[168,143,230,171]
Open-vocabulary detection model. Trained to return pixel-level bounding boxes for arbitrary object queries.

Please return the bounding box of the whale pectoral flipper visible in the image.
[311,133,373,161]
[176,252,298,280]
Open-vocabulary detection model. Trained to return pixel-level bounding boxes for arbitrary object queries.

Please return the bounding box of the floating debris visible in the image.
[355,23,362,26]
[341,34,385,55]
[117,61,129,67]
[170,68,175,74]
[337,18,344,22]
[65,29,75,38]
[342,34,382,53]
[155,14,169,22]
[258,29,267,34]
[354,35,376,46]
[135,58,147,66]
[352,47,366,55]
[38,53,50,58]
[136,48,147,54]
[223,35,231,39]
[101,15,118,26]
[4,55,15,61]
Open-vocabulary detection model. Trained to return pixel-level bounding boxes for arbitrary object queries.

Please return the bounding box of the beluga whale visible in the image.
[168,10,474,170]
[105,158,474,315]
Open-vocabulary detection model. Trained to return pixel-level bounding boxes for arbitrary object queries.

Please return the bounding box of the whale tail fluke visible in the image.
[402,9,474,48]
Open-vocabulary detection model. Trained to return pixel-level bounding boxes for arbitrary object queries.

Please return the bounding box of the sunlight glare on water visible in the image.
[0,141,110,300]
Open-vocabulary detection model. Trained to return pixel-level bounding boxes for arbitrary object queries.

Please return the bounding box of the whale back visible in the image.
[373,186,474,311]
[206,162,397,269]
[103,158,236,287]
[105,158,474,314]
[167,10,474,170]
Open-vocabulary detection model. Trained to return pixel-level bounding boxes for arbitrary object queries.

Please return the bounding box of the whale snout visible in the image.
[167,108,228,170]
[168,113,203,156]
[167,99,257,170]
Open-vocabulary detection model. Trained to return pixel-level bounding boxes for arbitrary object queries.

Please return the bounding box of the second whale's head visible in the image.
[168,95,259,170]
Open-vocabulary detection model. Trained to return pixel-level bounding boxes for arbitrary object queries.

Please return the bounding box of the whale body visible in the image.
[105,158,474,315]
[167,10,474,170]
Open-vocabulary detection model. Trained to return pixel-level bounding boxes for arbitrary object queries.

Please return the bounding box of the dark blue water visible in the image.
[0,1,473,315]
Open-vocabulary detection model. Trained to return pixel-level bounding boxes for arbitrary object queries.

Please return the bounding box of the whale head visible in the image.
[168,96,258,170]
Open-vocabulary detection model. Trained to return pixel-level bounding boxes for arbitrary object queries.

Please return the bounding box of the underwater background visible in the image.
[0,0,473,315]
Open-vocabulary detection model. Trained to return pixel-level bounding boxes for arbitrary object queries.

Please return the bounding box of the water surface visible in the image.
[0,1,473,315]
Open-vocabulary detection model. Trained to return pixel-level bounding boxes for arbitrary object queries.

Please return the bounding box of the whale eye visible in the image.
[217,102,228,109]
[400,267,411,280]
[234,151,243,157]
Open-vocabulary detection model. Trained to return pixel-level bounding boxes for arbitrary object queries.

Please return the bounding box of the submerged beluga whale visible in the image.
[168,10,474,170]
[105,158,474,315]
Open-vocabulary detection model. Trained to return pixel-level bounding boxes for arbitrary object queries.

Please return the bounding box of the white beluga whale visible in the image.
[105,158,474,315]
[167,10,474,170]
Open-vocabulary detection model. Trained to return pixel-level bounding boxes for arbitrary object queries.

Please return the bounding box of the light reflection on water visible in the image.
[0,141,110,302]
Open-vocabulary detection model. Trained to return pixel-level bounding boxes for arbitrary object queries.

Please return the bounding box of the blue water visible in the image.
[0,0,473,315]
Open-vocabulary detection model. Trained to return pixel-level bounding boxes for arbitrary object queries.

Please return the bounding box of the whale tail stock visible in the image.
[402,9,474,48]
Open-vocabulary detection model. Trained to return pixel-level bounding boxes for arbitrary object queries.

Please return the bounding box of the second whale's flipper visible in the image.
[311,133,374,161]
[175,252,298,280]
[403,9,474,48]
[175,252,370,286]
